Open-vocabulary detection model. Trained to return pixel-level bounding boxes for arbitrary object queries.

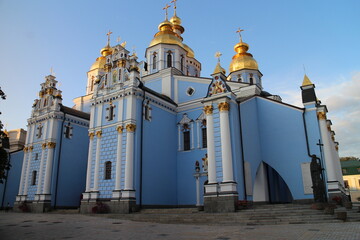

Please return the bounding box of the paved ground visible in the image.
[0,212,359,240]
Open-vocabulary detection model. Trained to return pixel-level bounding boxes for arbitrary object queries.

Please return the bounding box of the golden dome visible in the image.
[90,56,106,71]
[229,41,258,73]
[213,62,226,75]
[183,43,195,58]
[100,45,112,57]
[170,15,181,25]
[149,20,183,48]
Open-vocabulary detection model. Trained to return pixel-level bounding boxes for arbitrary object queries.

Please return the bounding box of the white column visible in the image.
[92,131,102,192]
[124,124,136,191]
[113,126,124,197]
[43,142,56,195]
[36,144,47,195]
[318,112,337,182]
[22,147,33,196]
[196,121,200,149]
[18,148,30,196]
[204,105,216,184]
[85,133,94,192]
[218,102,234,183]
[195,175,200,206]
[191,122,194,149]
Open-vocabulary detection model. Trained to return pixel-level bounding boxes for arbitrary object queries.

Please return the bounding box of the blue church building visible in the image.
[8,3,345,213]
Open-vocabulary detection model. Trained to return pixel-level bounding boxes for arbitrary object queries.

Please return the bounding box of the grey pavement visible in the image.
[0,212,359,240]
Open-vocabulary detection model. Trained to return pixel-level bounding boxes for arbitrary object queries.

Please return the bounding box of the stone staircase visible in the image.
[107,203,360,225]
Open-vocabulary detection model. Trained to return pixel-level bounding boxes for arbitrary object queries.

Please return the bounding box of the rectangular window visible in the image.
[183,131,190,151]
[105,161,112,180]
[64,125,72,139]
[31,171,37,185]
[202,128,207,148]
[34,153,39,160]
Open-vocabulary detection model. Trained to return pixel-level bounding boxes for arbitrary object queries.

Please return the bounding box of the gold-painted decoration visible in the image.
[104,64,111,72]
[39,91,44,98]
[88,132,95,140]
[29,146,33,152]
[42,143,47,149]
[317,112,326,120]
[335,145,339,151]
[126,124,136,133]
[47,142,56,149]
[327,125,331,132]
[204,105,213,115]
[218,102,230,112]
[208,81,226,96]
[46,88,54,95]
[23,147,28,152]
[90,56,106,71]
[116,125,124,133]
[117,60,126,68]
[96,131,102,138]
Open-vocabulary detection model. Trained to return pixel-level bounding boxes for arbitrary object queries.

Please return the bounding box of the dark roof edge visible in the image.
[60,104,90,120]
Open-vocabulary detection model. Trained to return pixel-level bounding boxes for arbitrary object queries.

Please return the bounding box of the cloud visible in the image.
[279,72,360,158]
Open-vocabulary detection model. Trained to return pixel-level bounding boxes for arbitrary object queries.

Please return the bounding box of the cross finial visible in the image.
[116,36,121,43]
[215,51,222,62]
[106,30,113,46]
[132,45,137,56]
[163,4,171,20]
[50,67,55,76]
[171,0,178,15]
[236,27,244,42]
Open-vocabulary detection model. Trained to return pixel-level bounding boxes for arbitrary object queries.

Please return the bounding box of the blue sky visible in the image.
[0,0,359,157]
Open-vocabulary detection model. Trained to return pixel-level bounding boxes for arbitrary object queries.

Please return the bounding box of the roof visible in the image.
[60,105,90,120]
[138,81,177,106]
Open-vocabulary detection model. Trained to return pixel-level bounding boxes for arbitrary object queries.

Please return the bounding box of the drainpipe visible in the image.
[53,112,66,208]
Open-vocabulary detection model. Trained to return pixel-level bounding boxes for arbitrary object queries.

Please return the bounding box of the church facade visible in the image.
[13,4,345,213]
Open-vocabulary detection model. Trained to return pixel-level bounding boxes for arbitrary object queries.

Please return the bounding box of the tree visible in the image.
[340,156,360,161]
[0,86,10,183]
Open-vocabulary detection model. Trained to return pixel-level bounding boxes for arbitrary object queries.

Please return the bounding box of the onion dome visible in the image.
[149,19,183,48]
[100,44,112,57]
[213,62,226,75]
[170,14,184,35]
[90,56,106,71]
[229,41,258,73]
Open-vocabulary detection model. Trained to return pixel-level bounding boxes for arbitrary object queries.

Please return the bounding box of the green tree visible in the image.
[0,86,10,183]
[340,156,360,161]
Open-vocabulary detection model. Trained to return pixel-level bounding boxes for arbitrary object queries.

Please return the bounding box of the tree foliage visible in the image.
[0,86,10,183]
[340,156,360,161]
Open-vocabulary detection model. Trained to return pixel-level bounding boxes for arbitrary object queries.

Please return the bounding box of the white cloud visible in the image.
[279,72,360,158]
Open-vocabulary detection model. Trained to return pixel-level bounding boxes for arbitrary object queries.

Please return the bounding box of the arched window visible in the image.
[152,53,157,70]
[105,161,112,180]
[31,171,37,185]
[167,50,172,68]
[180,55,184,72]
[201,119,207,148]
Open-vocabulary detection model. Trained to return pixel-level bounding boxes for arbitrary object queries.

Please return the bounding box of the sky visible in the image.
[0,0,359,157]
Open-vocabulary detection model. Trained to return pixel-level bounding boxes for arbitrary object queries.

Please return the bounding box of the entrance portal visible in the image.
[253,162,293,203]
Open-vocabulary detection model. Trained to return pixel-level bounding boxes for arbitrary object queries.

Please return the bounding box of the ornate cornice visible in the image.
[126,124,136,133]
[96,131,102,138]
[47,142,56,149]
[204,105,213,115]
[218,102,230,112]
[89,132,95,140]
[317,112,326,120]
[116,125,124,133]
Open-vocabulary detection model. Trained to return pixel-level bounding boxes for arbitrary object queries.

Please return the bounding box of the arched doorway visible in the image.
[253,162,293,203]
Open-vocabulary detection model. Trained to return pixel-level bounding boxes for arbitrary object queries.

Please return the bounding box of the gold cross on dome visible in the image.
[106,30,113,45]
[116,36,121,43]
[163,4,170,20]
[236,27,244,42]
[171,0,178,13]
[215,51,222,62]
